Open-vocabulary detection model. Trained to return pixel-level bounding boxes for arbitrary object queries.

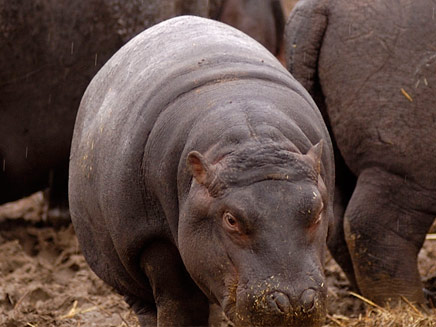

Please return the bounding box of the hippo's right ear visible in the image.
[187,151,212,185]
[306,140,324,175]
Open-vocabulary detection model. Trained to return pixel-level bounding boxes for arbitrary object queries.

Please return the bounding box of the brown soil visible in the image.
[0,192,434,327]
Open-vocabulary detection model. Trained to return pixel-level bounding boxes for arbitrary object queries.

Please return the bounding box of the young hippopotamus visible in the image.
[285,0,436,306]
[69,16,334,326]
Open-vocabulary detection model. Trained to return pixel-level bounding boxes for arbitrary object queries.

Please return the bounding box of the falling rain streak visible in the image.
[2,159,5,172]
[95,53,98,66]
[26,147,28,159]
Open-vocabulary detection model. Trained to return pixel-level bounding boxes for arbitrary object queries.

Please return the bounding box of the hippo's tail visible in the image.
[284,0,328,106]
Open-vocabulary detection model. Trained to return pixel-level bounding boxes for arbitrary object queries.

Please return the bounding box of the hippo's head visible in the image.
[179,139,328,326]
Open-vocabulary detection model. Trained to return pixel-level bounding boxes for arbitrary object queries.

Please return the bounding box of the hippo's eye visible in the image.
[223,212,239,231]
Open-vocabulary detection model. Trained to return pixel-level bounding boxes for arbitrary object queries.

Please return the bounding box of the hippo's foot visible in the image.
[124,295,157,326]
[139,240,210,326]
[343,168,435,305]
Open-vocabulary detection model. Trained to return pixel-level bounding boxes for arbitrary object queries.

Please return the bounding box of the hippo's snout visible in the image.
[268,291,291,314]
[265,288,319,315]
[234,284,325,326]
[300,288,317,313]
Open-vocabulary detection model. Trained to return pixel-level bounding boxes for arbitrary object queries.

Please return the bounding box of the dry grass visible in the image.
[325,293,436,327]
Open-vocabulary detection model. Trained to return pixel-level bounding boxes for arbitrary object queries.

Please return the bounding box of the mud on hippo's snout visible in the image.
[228,274,326,326]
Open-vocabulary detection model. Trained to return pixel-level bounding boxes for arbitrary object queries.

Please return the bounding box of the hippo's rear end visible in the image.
[69,16,334,326]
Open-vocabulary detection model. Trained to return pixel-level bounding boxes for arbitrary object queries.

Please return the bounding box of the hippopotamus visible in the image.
[0,0,213,209]
[211,0,285,56]
[69,16,334,326]
[285,0,436,306]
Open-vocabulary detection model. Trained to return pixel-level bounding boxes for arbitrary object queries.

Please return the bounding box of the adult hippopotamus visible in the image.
[0,0,211,209]
[211,0,285,56]
[285,0,436,306]
[69,16,334,326]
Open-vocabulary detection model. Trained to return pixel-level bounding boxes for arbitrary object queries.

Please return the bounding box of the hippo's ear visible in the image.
[187,151,212,185]
[306,140,324,174]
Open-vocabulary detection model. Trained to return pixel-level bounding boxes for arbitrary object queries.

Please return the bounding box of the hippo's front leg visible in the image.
[343,167,435,305]
[136,241,210,326]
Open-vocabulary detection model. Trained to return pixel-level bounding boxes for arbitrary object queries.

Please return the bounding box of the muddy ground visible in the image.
[0,192,434,327]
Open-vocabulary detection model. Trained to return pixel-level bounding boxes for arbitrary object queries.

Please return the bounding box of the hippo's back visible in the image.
[318,0,436,183]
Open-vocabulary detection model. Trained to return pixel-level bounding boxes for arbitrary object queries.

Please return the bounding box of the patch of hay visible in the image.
[325,294,436,327]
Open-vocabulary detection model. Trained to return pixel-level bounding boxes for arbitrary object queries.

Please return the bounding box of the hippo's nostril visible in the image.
[269,291,291,314]
[300,288,317,313]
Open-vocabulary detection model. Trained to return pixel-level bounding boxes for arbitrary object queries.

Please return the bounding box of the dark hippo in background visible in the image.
[1,0,286,210]
[69,16,334,326]
[285,0,436,306]
[0,0,214,208]
[212,0,285,56]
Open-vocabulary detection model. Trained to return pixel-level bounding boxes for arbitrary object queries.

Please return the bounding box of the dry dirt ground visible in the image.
[0,192,434,327]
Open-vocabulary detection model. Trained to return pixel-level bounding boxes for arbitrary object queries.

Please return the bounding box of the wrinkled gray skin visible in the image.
[285,0,436,306]
[0,0,213,207]
[212,0,285,56]
[69,16,334,327]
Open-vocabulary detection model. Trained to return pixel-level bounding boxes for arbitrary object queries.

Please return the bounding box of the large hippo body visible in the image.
[69,16,334,326]
[0,0,213,206]
[285,0,436,305]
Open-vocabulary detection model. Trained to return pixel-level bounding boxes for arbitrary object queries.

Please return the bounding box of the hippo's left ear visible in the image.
[187,151,212,185]
[306,140,324,174]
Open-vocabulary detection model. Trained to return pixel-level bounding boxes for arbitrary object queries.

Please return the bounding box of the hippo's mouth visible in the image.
[221,275,289,325]
[220,273,327,327]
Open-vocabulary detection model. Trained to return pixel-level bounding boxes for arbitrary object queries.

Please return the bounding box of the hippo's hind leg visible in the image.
[343,167,435,305]
[138,240,209,326]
